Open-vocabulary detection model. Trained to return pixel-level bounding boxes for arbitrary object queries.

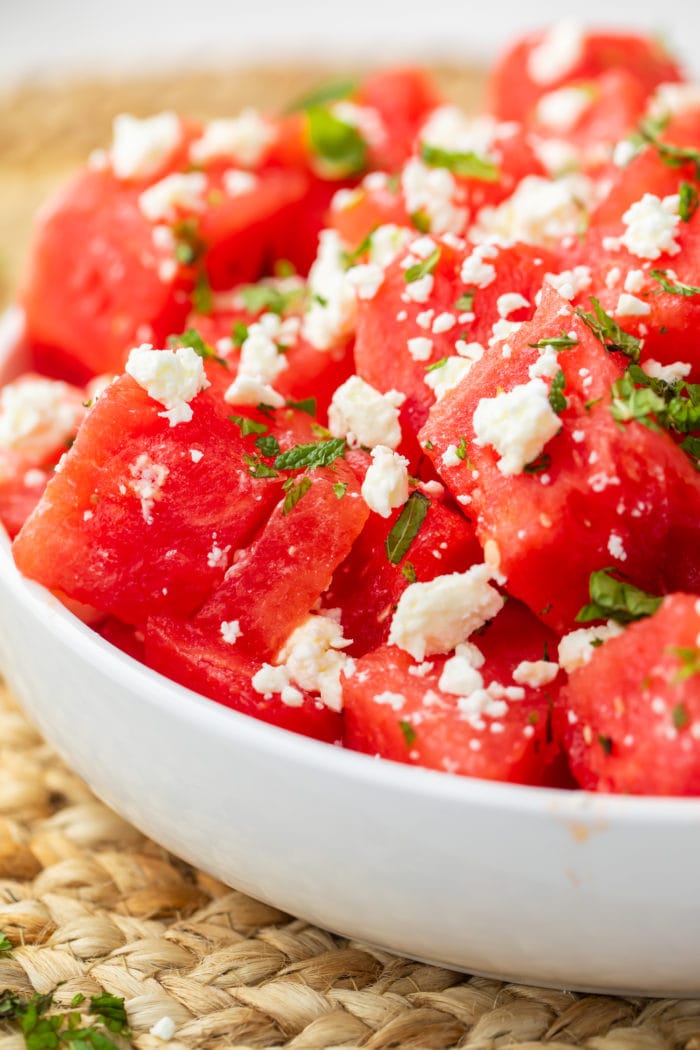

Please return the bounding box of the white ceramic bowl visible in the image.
[1,308,700,998]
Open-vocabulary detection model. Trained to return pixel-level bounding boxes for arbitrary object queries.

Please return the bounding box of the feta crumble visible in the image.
[189,110,275,166]
[472,378,561,475]
[138,172,207,222]
[620,193,681,260]
[361,445,410,517]
[125,344,210,426]
[328,375,404,449]
[111,111,181,180]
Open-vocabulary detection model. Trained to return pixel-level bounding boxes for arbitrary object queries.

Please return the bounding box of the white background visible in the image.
[0,0,698,87]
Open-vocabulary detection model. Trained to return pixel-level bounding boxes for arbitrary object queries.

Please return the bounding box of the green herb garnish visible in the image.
[307,106,367,177]
[274,437,346,471]
[528,333,579,350]
[420,142,499,181]
[333,481,348,499]
[548,369,567,414]
[650,268,700,297]
[285,396,317,417]
[229,414,268,437]
[255,434,281,458]
[576,568,662,625]
[288,79,357,113]
[282,476,312,514]
[401,561,417,583]
[385,491,430,564]
[398,720,417,747]
[575,298,641,362]
[679,181,699,222]
[170,327,228,367]
[239,282,303,316]
[405,246,441,284]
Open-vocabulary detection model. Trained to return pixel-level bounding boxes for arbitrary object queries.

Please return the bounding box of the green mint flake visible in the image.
[528,333,579,349]
[680,434,700,470]
[240,282,303,316]
[288,78,357,113]
[401,561,417,583]
[672,702,690,729]
[548,369,567,414]
[88,994,129,1034]
[597,733,613,755]
[273,437,346,471]
[650,268,700,297]
[423,439,435,451]
[333,481,348,499]
[283,476,312,514]
[523,452,552,475]
[243,453,279,479]
[609,373,665,430]
[307,106,367,177]
[169,327,228,367]
[232,320,250,346]
[639,123,700,177]
[575,298,641,363]
[576,568,662,625]
[670,646,700,683]
[0,932,12,954]
[455,436,468,460]
[70,994,86,1008]
[679,181,699,222]
[341,230,375,268]
[192,269,213,315]
[611,365,700,438]
[420,142,500,181]
[172,217,206,266]
[410,209,432,233]
[425,356,448,372]
[405,246,441,284]
[229,414,268,437]
[255,433,281,458]
[398,720,417,747]
[385,491,430,565]
[455,290,475,312]
[285,396,317,417]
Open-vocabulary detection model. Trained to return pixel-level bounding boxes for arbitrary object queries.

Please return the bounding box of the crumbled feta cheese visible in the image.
[345,262,385,300]
[189,110,275,166]
[558,621,624,673]
[333,101,386,149]
[472,174,593,248]
[126,344,209,426]
[642,359,692,383]
[224,374,285,408]
[388,564,504,661]
[220,620,242,644]
[512,660,559,687]
[624,268,646,294]
[128,453,169,524]
[111,111,181,179]
[473,377,561,475]
[620,193,681,260]
[407,336,434,361]
[432,312,457,334]
[138,172,207,222]
[0,377,84,454]
[545,265,591,299]
[278,614,353,712]
[527,21,584,85]
[648,81,700,122]
[420,106,503,162]
[373,691,406,711]
[438,642,486,696]
[607,531,627,561]
[455,340,485,364]
[361,445,409,517]
[401,157,466,235]
[528,345,560,380]
[369,224,413,268]
[302,229,358,350]
[535,86,592,132]
[232,312,291,388]
[424,357,471,401]
[328,375,404,449]
[441,444,462,469]
[208,536,231,569]
[529,136,581,177]
[612,138,640,168]
[460,243,498,288]
[403,274,434,303]
[616,292,651,317]
[497,291,530,318]
[222,168,258,197]
[416,310,434,329]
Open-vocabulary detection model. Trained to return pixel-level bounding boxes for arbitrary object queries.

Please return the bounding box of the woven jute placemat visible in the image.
[2,68,700,1049]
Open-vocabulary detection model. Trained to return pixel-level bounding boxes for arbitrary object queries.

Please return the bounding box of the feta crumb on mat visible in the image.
[189,110,275,166]
[361,445,409,517]
[138,172,207,222]
[278,614,353,712]
[149,1015,177,1041]
[328,375,404,449]
[111,111,181,179]
[126,344,209,426]
[388,564,504,661]
[558,622,624,674]
[473,378,561,475]
[619,193,681,260]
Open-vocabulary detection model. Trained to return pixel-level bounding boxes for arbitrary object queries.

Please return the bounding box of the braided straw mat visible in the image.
[2,69,700,1050]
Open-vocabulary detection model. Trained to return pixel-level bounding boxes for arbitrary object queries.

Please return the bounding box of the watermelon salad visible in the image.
[3,23,700,795]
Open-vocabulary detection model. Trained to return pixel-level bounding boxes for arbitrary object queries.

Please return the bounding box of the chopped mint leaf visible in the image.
[0,932,11,954]
[575,298,641,362]
[232,320,250,346]
[172,217,206,266]
[283,476,312,514]
[288,79,357,113]
[597,734,613,755]
[398,720,417,747]
[385,491,430,564]
[528,333,579,349]
[243,453,279,479]
[229,414,268,437]
[341,230,375,268]
[576,568,662,624]
[307,106,367,176]
[255,434,281,458]
[274,437,346,471]
[240,282,303,316]
[673,702,690,729]
[548,369,567,414]
[425,356,448,371]
[523,452,551,474]
[405,246,441,284]
[650,268,700,297]
[333,481,348,499]
[679,181,699,222]
[455,290,475,312]
[639,124,700,178]
[401,561,417,583]
[670,646,700,684]
[170,327,228,367]
[420,142,499,181]
[88,993,129,1034]
[410,210,431,233]
[455,436,468,460]
[285,396,317,417]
